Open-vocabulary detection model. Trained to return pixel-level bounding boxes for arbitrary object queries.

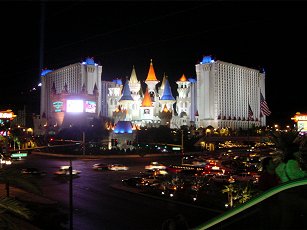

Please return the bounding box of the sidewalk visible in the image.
[0,184,57,230]
[0,184,57,205]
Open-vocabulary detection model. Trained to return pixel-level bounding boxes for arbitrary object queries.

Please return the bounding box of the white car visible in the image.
[92,163,108,170]
[54,166,81,175]
[108,164,129,171]
[0,155,12,165]
[145,162,166,170]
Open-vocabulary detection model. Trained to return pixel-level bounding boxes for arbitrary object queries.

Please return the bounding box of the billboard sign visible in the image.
[85,101,96,113]
[66,100,84,112]
[53,101,64,112]
[291,113,307,133]
[0,110,15,120]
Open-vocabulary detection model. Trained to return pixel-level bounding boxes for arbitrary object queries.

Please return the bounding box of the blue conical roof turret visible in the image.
[119,79,134,101]
[160,77,175,101]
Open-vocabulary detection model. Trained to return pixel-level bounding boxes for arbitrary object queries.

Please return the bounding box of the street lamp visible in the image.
[69,159,73,230]
[82,131,85,155]
[180,129,184,165]
[172,123,185,164]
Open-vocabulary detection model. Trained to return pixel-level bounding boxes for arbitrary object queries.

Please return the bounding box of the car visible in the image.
[122,177,149,187]
[92,163,108,171]
[232,172,259,183]
[54,166,81,175]
[211,174,232,183]
[108,164,129,171]
[21,168,47,176]
[145,161,166,170]
[0,156,12,165]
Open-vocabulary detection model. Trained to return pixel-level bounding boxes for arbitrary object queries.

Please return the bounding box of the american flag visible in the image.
[248,104,253,120]
[260,92,271,116]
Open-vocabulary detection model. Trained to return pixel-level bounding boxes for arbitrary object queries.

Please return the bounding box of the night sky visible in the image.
[0,1,306,127]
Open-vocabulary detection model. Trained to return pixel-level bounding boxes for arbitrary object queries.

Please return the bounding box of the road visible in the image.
[8,154,220,230]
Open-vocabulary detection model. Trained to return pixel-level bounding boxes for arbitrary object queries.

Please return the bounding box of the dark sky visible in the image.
[0,1,306,127]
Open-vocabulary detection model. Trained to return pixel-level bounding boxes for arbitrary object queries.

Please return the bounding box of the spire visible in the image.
[141,87,153,107]
[160,76,175,101]
[179,74,187,82]
[160,73,167,91]
[145,59,158,81]
[162,104,169,113]
[129,65,138,84]
[119,79,133,101]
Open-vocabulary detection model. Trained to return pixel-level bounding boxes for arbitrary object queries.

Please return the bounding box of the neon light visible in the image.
[41,69,52,76]
[194,178,307,230]
[292,115,307,121]
[0,112,13,119]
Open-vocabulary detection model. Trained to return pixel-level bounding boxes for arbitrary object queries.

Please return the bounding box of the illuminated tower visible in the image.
[128,66,142,120]
[195,55,266,130]
[176,74,191,118]
[40,57,102,120]
[107,79,122,118]
[118,79,134,121]
[139,87,155,126]
[144,59,160,116]
[160,76,176,113]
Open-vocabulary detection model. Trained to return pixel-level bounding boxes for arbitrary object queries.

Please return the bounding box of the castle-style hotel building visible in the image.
[36,56,268,135]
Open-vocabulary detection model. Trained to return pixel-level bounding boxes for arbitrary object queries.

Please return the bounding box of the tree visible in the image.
[0,168,42,198]
[222,183,253,208]
[222,184,236,208]
[0,196,32,229]
[0,167,42,229]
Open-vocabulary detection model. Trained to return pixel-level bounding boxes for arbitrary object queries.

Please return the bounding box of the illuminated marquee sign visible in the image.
[291,113,307,133]
[66,100,84,113]
[0,110,15,120]
[292,115,307,122]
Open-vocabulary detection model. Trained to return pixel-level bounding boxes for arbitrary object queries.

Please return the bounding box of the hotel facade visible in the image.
[36,56,268,135]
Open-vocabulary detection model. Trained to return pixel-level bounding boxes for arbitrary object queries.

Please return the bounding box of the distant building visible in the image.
[195,56,267,130]
[39,57,102,131]
[37,56,269,135]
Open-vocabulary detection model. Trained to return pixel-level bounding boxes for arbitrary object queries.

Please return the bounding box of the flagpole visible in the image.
[247,117,250,148]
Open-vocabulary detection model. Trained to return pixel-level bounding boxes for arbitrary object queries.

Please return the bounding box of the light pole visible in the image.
[82,131,85,155]
[69,159,73,230]
[173,123,184,165]
[181,129,184,165]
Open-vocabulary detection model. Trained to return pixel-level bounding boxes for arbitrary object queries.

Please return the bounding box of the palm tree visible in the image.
[0,196,32,229]
[222,184,236,207]
[237,185,252,204]
[0,168,42,197]
[0,167,42,229]
[268,130,303,160]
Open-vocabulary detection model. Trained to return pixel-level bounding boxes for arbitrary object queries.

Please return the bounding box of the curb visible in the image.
[31,151,181,159]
